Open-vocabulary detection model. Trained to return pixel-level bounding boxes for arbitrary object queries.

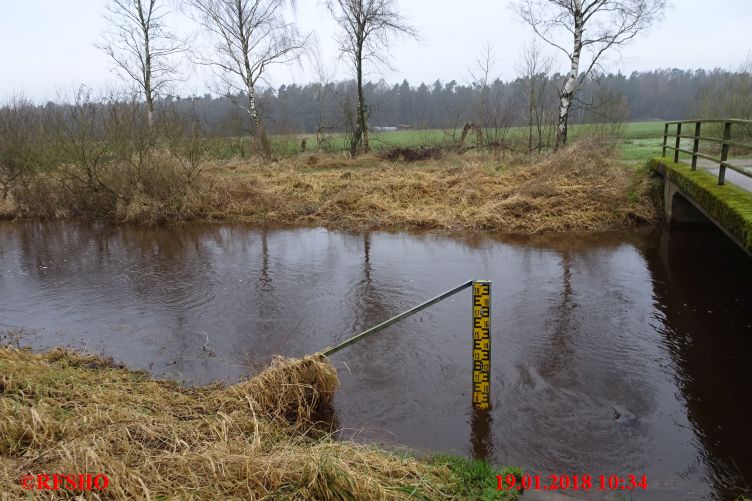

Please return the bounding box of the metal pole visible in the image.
[719,121,732,185]
[322,280,474,357]
[692,122,701,171]
[472,280,491,410]
[674,123,682,164]
[662,123,669,157]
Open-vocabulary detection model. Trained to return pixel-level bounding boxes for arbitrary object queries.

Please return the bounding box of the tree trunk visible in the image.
[536,79,547,152]
[146,98,154,128]
[248,89,272,160]
[351,44,370,157]
[237,0,272,162]
[557,88,571,149]
[528,77,534,152]
[140,1,154,129]
[144,51,154,128]
[556,2,584,150]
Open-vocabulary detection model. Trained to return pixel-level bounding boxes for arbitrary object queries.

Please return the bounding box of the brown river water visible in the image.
[1,221,750,499]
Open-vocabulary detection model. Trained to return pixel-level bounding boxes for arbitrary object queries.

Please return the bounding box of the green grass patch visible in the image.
[429,454,523,500]
[205,121,670,162]
[622,137,664,162]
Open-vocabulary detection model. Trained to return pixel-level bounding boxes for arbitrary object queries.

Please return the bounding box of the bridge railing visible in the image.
[662,119,752,185]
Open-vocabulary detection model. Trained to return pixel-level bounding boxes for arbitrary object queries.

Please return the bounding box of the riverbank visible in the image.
[0,346,517,500]
[6,140,659,231]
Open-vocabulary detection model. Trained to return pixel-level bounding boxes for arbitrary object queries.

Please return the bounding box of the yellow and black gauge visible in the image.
[472,281,491,410]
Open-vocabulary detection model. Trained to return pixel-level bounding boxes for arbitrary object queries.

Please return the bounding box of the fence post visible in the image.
[692,122,701,171]
[662,123,669,157]
[719,121,732,185]
[674,123,682,163]
[472,281,491,410]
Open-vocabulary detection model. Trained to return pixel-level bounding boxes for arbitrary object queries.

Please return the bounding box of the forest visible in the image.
[182,66,752,135]
[14,66,752,138]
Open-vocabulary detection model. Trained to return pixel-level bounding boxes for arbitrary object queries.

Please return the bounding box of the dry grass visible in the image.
[5,139,659,231]
[0,347,474,500]
[200,139,659,232]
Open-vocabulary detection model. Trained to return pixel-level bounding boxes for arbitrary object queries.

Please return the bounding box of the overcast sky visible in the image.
[1,0,751,102]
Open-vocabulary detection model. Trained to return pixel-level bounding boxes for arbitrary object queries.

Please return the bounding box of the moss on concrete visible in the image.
[650,157,752,254]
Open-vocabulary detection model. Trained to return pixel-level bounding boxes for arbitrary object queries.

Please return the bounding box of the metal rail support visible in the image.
[661,119,752,185]
[321,279,493,409]
[719,121,732,185]
[691,122,701,171]
[662,123,669,157]
[322,280,473,356]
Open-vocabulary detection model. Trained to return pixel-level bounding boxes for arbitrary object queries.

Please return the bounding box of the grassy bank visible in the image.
[0,346,519,500]
[7,140,660,231]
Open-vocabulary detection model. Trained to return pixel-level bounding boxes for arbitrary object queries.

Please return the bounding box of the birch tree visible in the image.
[326,0,417,157]
[99,0,186,126]
[187,0,307,160]
[515,0,665,148]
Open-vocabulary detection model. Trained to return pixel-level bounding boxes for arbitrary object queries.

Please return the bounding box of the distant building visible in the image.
[372,125,413,132]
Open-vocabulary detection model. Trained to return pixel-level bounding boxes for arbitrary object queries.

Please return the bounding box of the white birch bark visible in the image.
[557,0,583,148]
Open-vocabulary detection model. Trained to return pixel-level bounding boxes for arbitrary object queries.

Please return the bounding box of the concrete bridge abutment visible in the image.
[664,178,714,227]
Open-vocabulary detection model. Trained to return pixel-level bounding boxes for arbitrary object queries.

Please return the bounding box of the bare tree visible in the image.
[698,55,752,121]
[516,39,554,152]
[469,43,496,141]
[515,0,666,148]
[468,43,513,149]
[326,0,417,157]
[575,72,630,134]
[696,55,752,148]
[99,0,187,126]
[311,49,341,152]
[0,97,49,200]
[187,0,308,160]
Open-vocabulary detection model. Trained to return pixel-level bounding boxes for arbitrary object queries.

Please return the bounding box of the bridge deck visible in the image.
[698,161,752,192]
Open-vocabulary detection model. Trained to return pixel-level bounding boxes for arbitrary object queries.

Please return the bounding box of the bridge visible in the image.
[650,119,752,256]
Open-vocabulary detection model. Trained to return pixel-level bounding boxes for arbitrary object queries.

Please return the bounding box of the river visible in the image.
[1,221,750,499]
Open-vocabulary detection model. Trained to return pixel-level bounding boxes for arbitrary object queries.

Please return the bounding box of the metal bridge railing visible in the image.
[662,119,752,185]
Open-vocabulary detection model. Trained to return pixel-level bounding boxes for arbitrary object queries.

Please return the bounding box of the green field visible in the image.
[319,121,669,161]
[205,121,669,162]
[616,122,667,161]
[317,121,668,161]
